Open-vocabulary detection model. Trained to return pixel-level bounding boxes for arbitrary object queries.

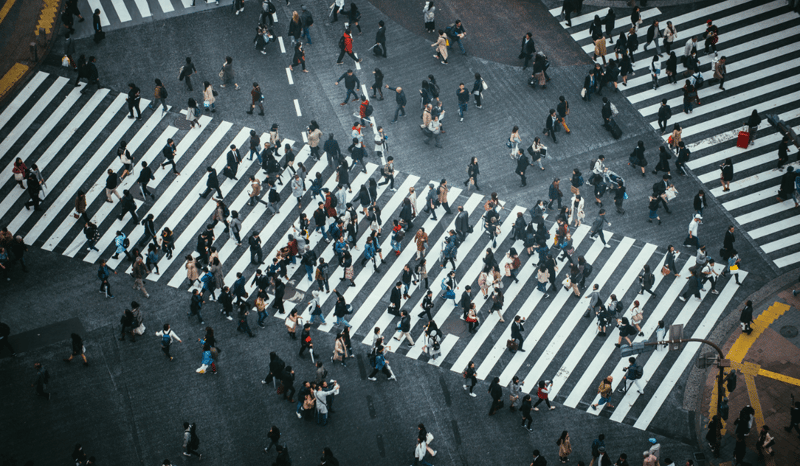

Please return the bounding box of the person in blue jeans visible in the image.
[456,83,469,121]
[333,291,351,327]
[447,20,467,55]
[300,6,313,45]
[309,291,326,324]
[335,69,360,105]
[315,382,339,425]
[255,296,268,327]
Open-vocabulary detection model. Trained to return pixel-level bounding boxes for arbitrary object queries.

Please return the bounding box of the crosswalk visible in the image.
[70,0,279,38]
[0,72,749,431]
[551,0,800,270]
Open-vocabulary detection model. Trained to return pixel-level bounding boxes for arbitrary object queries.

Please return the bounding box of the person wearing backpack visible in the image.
[156,323,182,360]
[358,95,373,127]
[149,79,168,115]
[182,422,202,459]
[378,156,395,190]
[446,20,467,55]
[336,29,361,65]
[300,5,314,44]
[621,357,644,395]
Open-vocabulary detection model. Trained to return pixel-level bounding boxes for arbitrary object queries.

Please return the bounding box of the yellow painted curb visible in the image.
[35,0,60,35]
[0,63,30,101]
[0,0,18,26]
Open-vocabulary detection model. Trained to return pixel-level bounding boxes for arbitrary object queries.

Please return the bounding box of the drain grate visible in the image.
[780,325,798,338]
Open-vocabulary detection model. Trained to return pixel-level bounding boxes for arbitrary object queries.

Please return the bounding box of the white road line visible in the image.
[109,0,132,22]
[632,272,745,430]
[294,99,301,116]
[585,259,694,413]
[761,232,800,254]
[87,117,219,265]
[709,162,800,197]
[132,0,152,17]
[549,7,609,27]
[774,251,800,268]
[86,0,111,26]
[156,0,174,13]
[548,243,657,398]
[64,124,178,257]
[722,185,788,211]
[572,8,659,42]
[45,99,163,251]
[749,217,800,240]
[272,12,278,23]
[0,89,109,220]
[301,131,308,143]
[734,198,797,225]
[568,251,675,409]
[388,194,483,354]
[479,224,589,383]
[8,93,126,236]
[35,98,153,247]
[0,71,47,132]
[430,334,457,367]
[278,37,286,54]
[0,76,68,159]
[521,234,627,393]
[286,68,294,85]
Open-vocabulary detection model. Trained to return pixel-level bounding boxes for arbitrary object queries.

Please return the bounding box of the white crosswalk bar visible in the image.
[521,234,628,393]
[430,334,457,367]
[549,7,609,27]
[0,77,68,160]
[133,0,152,17]
[632,272,745,430]
[722,185,790,211]
[156,0,175,13]
[0,71,49,137]
[87,0,111,26]
[571,8,659,42]
[749,216,799,240]
[548,242,657,399]
[709,161,800,197]
[482,225,589,383]
[774,251,800,269]
[761,232,800,254]
[734,198,797,225]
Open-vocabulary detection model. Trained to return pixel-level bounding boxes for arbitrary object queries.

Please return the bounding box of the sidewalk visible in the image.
[0,0,61,104]
[698,272,800,466]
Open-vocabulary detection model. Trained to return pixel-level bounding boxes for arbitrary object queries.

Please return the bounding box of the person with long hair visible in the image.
[186,98,202,129]
[534,380,555,410]
[557,431,572,463]
[64,333,88,366]
[290,41,307,72]
[149,79,167,114]
[202,81,216,113]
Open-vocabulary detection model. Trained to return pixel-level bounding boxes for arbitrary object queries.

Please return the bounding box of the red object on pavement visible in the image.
[737,131,750,148]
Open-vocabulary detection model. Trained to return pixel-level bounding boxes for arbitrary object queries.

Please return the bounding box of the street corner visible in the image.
[699,289,800,465]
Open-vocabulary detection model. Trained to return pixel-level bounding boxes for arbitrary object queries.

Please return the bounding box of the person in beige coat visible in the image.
[421,104,432,130]
[670,124,682,154]
[185,254,200,287]
[713,56,726,90]
[332,333,349,366]
[202,81,216,113]
[557,431,572,463]
[432,31,448,64]
[308,124,322,160]
[248,176,261,206]
[594,35,607,65]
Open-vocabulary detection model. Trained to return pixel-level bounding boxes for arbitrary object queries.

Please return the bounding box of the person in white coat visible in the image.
[315,381,339,426]
[291,174,303,208]
[414,436,434,466]
[569,194,585,228]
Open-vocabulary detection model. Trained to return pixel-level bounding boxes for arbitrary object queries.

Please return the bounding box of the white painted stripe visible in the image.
[549,243,657,398]
[571,8,659,41]
[376,195,483,350]
[520,234,628,392]
[479,225,590,382]
[278,36,286,54]
[761,232,800,254]
[670,92,800,143]
[429,334,457,367]
[87,117,218,266]
[87,0,111,26]
[179,0,192,8]
[749,216,800,240]
[64,124,178,257]
[388,194,484,354]
[632,272,745,430]
[734,199,797,225]
[8,93,126,236]
[109,0,132,22]
[709,162,800,197]
[722,185,787,211]
[0,89,109,220]
[625,5,794,75]
[332,181,442,336]
[301,131,308,143]
[608,262,731,422]
[286,68,294,85]
[297,175,405,294]
[569,251,676,409]
[133,0,152,17]
[147,132,261,281]
[294,99,301,116]
[0,77,68,159]
[44,99,162,251]
[774,251,800,268]
[272,12,278,22]
[0,71,48,132]
[156,0,174,13]
[355,59,361,71]
[550,7,609,27]
[637,47,800,109]
[584,256,695,415]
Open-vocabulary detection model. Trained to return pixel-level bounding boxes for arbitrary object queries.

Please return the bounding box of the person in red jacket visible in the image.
[359,96,372,127]
[336,29,361,64]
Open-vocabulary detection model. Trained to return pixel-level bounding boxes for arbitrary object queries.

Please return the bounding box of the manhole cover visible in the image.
[173,118,192,130]
[780,325,798,338]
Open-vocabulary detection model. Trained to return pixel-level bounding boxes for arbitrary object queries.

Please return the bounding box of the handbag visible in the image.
[203,100,210,108]
[661,265,670,276]
[631,311,643,323]
[426,432,434,444]
[219,70,224,78]
[562,277,571,289]
[581,88,586,98]
[505,140,513,149]
[481,80,488,91]
[212,89,219,97]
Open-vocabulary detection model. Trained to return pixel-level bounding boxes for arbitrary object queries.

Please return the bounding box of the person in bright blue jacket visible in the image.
[196,343,216,374]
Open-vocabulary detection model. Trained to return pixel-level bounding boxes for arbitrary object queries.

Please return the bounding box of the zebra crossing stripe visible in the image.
[520,234,627,392]
[132,0,152,17]
[734,198,797,226]
[377,194,483,351]
[87,0,111,26]
[632,271,746,430]
[749,216,799,241]
[109,0,132,22]
[586,259,694,413]
[86,116,219,266]
[339,183,451,336]
[480,224,586,383]
[34,98,155,247]
[156,0,175,13]
[565,249,672,408]
[0,71,47,131]
[7,91,120,235]
[692,123,800,177]
[773,251,800,269]
[0,82,80,192]
[572,8,660,42]
[0,74,60,158]
[63,124,178,257]
[709,161,800,198]
[761,232,800,255]
[548,243,657,399]
[548,7,610,27]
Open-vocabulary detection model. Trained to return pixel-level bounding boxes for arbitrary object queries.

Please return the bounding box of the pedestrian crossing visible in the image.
[0,72,750,432]
[552,0,800,270]
[69,0,279,39]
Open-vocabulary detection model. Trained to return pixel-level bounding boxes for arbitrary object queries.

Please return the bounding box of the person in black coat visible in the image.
[82,56,100,94]
[224,145,241,180]
[653,146,672,176]
[723,225,736,256]
[200,167,223,198]
[657,99,671,134]
[629,140,647,177]
[520,33,536,69]
[511,316,526,351]
[117,190,139,222]
[455,206,470,239]
[388,282,402,316]
[544,109,558,143]
[516,149,530,187]
[583,70,596,102]
[488,377,504,415]
[460,286,472,320]
[601,97,613,128]
[263,352,286,385]
[626,29,639,64]
[651,175,672,214]
[464,157,480,190]
[604,8,616,42]
[92,9,104,44]
[375,21,387,57]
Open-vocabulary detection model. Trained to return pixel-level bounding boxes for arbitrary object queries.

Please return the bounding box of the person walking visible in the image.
[32,362,50,399]
[520,32,536,70]
[220,56,239,90]
[63,333,88,366]
[544,109,559,143]
[557,431,572,463]
[714,56,727,90]
[336,28,361,64]
[368,345,397,381]
[463,361,478,397]
[182,422,202,459]
[488,376,504,415]
[511,315,526,352]
[156,323,181,361]
[432,29,448,64]
[590,209,612,248]
[534,380,555,410]
[385,85,407,123]
[591,377,614,410]
[179,57,197,91]
[720,157,734,192]
[126,83,142,120]
[456,83,469,122]
[644,20,663,56]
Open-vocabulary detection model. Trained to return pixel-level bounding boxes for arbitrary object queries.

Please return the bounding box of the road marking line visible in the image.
[294,99,301,116]
[286,67,293,85]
